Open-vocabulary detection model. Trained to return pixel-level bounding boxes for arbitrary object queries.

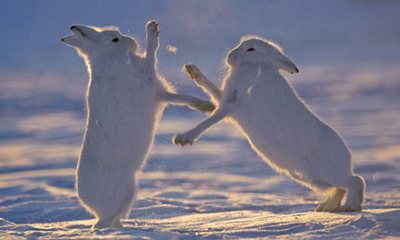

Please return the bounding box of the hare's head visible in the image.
[61,25,137,60]
[227,36,299,74]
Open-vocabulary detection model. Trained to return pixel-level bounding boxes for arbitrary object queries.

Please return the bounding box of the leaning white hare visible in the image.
[174,36,365,212]
[61,21,214,229]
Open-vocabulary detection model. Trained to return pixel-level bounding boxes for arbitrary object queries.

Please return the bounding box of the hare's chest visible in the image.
[96,72,156,99]
[233,84,277,123]
[88,76,157,118]
[228,82,269,110]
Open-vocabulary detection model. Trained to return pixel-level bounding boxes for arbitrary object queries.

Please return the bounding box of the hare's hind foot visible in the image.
[335,203,363,212]
[93,217,123,229]
[316,175,365,212]
[337,175,365,212]
[315,188,345,212]
[111,218,123,228]
[93,216,114,229]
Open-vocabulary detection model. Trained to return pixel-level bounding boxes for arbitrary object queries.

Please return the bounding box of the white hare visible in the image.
[61,21,214,229]
[174,36,365,212]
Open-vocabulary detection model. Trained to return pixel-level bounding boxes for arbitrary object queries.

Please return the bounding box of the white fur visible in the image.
[61,21,214,229]
[174,36,365,212]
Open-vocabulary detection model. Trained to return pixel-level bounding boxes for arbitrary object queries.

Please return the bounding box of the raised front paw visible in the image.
[184,64,200,79]
[146,20,159,38]
[191,100,215,113]
[146,20,159,48]
[173,131,198,146]
[185,64,208,88]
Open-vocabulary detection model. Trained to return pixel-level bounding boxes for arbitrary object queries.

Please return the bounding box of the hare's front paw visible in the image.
[147,20,159,34]
[184,64,201,80]
[192,100,215,113]
[173,130,198,146]
[146,21,160,37]
[146,20,159,47]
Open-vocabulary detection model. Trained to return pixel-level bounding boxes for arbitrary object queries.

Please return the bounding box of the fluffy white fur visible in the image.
[174,36,365,212]
[61,21,214,229]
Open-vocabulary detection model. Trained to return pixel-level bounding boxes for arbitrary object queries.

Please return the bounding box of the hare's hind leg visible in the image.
[111,177,137,228]
[93,213,123,229]
[315,187,345,212]
[93,178,136,229]
[111,218,123,228]
[109,194,133,228]
[94,215,118,229]
[93,204,125,229]
[337,175,365,212]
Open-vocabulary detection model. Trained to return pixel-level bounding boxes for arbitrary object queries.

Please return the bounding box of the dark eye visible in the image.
[112,38,119,42]
[247,48,255,52]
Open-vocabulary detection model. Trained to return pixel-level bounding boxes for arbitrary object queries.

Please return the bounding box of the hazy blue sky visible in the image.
[1,0,399,76]
[0,0,399,120]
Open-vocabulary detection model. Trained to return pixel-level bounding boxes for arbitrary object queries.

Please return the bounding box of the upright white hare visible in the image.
[174,36,365,212]
[61,21,214,229]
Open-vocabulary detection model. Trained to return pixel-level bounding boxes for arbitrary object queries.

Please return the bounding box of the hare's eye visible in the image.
[112,38,120,43]
[247,48,255,52]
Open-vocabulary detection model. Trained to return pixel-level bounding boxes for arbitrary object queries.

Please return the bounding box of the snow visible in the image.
[1,64,400,239]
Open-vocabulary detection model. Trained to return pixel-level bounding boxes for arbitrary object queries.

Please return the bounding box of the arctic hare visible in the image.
[61,21,214,229]
[174,36,365,212]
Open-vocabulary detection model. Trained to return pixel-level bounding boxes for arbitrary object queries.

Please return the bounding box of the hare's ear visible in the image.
[272,51,299,74]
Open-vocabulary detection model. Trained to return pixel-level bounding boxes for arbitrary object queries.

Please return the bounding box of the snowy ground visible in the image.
[1,64,400,239]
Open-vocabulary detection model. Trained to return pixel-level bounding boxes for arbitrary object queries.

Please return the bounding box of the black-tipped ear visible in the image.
[272,51,299,74]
